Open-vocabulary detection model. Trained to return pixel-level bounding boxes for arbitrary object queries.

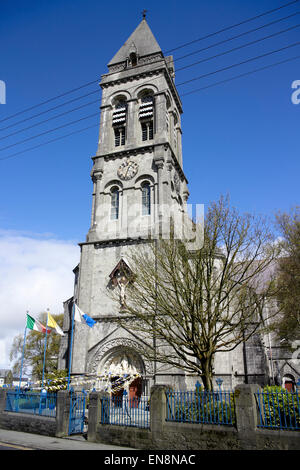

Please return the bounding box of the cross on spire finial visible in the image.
[142,9,147,19]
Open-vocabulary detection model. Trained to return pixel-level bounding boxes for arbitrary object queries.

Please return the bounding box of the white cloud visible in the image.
[0,229,79,370]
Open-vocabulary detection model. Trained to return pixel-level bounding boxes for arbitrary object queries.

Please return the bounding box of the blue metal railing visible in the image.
[69,390,87,435]
[101,395,150,429]
[256,388,300,431]
[5,390,57,418]
[166,390,235,426]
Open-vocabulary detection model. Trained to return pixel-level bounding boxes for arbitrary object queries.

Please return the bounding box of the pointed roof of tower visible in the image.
[108,19,163,66]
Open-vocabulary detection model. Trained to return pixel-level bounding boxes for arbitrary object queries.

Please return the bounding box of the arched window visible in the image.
[111,186,120,220]
[129,52,137,67]
[173,113,178,148]
[141,182,151,215]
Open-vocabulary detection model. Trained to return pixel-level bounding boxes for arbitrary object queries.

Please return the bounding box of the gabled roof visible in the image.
[109,257,133,281]
[108,19,163,66]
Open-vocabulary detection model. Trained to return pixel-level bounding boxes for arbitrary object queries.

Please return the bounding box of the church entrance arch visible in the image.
[88,337,153,398]
[90,341,147,399]
[103,350,144,407]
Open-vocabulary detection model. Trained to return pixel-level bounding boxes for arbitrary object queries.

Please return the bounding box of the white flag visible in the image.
[74,304,83,323]
[74,304,96,328]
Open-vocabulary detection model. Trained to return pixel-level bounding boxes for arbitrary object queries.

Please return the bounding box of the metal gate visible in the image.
[69,390,87,435]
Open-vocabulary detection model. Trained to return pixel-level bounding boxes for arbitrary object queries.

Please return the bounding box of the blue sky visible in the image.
[0,0,299,368]
[1,0,299,241]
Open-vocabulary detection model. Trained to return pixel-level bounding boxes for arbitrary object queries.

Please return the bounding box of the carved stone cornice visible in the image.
[93,144,154,162]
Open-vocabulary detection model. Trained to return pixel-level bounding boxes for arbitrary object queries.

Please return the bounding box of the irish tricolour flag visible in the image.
[26,314,51,334]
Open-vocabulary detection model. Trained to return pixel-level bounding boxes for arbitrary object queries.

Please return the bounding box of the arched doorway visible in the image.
[97,347,146,405]
[128,376,142,408]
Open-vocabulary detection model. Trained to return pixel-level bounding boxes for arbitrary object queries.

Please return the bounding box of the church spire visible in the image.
[108,18,163,67]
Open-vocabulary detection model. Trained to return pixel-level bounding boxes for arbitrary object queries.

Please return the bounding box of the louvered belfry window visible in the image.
[139,94,154,141]
[113,100,127,147]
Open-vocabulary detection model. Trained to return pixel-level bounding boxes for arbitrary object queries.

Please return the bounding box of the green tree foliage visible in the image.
[170,388,235,425]
[4,370,13,385]
[273,207,300,347]
[9,313,64,380]
[260,386,300,428]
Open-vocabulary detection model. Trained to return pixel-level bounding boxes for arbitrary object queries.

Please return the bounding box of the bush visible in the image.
[260,386,300,428]
[172,390,235,425]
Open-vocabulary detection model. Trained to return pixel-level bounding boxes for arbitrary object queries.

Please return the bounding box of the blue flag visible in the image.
[82,313,96,328]
[74,304,96,328]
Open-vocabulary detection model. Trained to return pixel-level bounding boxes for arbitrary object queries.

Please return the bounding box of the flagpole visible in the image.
[41,308,49,389]
[18,311,28,391]
[67,302,75,390]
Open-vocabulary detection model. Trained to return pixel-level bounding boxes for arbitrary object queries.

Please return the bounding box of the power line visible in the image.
[176,23,300,73]
[174,11,300,62]
[1,39,300,154]
[176,20,300,72]
[0,98,100,141]
[181,54,300,96]
[0,89,101,133]
[0,79,100,125]
[165,0,300,53]
[0,124,99,162]
[1,17,299,139]
[0,112,99,153]
[1,4,300,159]
[176,40,300,87]
[1,51,299,162]
[1,1,299,127]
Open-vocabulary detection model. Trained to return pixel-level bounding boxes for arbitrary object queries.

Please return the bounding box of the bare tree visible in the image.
[111,196,281,390]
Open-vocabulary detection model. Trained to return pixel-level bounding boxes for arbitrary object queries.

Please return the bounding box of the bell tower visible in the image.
[87,17,189,244]
[61,18,190,383]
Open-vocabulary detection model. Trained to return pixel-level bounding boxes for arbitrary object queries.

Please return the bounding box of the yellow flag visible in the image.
[47,313,65,336]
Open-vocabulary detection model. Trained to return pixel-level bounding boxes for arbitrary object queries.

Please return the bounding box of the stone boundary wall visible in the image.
[0,385,299,450]
[0,389,70,438]
[88,384,300,450]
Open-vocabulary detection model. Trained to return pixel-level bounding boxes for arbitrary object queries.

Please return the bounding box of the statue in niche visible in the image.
[109,257,134,309]
[117,274,129,307]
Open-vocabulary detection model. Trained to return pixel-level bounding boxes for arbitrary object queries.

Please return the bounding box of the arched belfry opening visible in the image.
[128,42,138,67]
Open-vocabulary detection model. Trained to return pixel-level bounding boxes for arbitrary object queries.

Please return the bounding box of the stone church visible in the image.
[59,18,299,395]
